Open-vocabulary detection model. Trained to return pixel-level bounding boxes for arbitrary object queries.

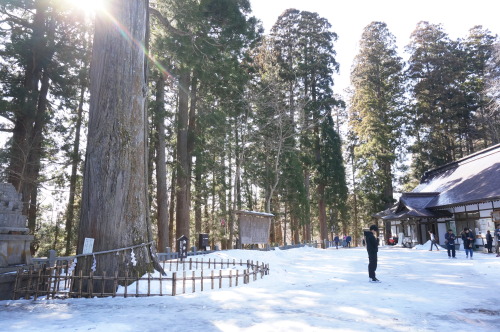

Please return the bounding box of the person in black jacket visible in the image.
[445,229,456,258]
[486,230,493,253]
[461,228,475,259]
[364,225,380,283]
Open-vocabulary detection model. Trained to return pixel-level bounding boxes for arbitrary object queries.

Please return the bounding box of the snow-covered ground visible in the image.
[1,243,500,332]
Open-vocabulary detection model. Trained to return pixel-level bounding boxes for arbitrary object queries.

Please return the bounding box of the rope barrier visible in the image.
[71,241,155,259]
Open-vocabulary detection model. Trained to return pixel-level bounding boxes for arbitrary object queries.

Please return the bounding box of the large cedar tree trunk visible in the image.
[154,75,170,252]
[175,69,191,246]
[77,0,155,282]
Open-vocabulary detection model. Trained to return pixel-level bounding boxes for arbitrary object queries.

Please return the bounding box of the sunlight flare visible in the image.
[63,0,105,14]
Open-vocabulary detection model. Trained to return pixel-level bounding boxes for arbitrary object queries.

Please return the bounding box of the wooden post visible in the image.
[219,270,222,289]
[78,270,83,298]
[147,273,151,297]
[201,271,204,292]
[211,270,214,289]
[101,272,106,297]
[113,271,118,297]
[192,271,195,293]
[236,270,239,287]
[182,271,186,294]
[172,272,177,296]
[136,272,140,297]
[89,271,94,298]
[124,271,128,298]
[12,268,21,300]
[24,266,33,299]
[64,265,70,290]
[34,269,42,300]
[159,272,163,296]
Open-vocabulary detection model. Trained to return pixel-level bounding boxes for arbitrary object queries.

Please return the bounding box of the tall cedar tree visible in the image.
[0,0,88,253]
[406,22,462,179]
[462,26,498,149]
[77,0,159,284]
[349,22,404,217]
[153,0,259,248]
[267,9,342,242]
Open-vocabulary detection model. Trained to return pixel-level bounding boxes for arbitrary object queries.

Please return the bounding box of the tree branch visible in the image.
[148,7,190,37]
[0,10,32,29]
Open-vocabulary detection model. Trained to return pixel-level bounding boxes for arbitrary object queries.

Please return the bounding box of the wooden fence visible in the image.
[13,258,269,300]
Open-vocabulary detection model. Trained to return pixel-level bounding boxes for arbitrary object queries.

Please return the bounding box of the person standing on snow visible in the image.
[364,225,380,283]
[428,230,440,251]
[486,230,493,253]
[461,228,475,259]
[346,235,352,248]
[495,225,500,257]
[333,234,340,249]
[445,229,456,259]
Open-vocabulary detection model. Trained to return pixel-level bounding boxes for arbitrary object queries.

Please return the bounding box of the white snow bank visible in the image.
[1,246,499,332]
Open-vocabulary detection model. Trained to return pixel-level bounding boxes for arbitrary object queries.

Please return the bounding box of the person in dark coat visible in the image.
[346,235,352,248]
[445,229,456,259]
[486,230,493,253]
[461,228,475,259]
[364,225,380,283]
[333,235,339,249]
[495,225,500,257]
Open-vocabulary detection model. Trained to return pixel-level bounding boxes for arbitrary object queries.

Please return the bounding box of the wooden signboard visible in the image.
[237,211,274,245]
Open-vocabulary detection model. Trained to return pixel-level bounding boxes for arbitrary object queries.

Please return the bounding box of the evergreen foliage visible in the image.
[349,21,405,219]
[0,3,498,256]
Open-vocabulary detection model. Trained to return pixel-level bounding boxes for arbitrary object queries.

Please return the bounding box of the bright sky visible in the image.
[250,0,500,94]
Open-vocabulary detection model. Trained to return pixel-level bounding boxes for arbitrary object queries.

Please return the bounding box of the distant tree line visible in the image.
[0,1,498,265]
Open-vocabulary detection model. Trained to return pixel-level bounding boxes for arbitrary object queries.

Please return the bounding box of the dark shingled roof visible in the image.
[380,193,452,221]
[375,144,500,220]
[413,143,500,208]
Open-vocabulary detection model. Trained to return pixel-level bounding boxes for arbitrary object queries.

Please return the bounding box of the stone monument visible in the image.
[0,183,33,267]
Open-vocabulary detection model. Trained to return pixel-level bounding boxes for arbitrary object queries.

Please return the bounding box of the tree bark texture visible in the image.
[77,0,153,280]
[175,69,191,246]
[317,183,328,244]
[154,76,169,253]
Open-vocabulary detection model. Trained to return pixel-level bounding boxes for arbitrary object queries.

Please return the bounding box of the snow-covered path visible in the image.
[1,245,499,331]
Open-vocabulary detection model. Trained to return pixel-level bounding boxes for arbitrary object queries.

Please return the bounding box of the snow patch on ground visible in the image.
[1,246,499,331]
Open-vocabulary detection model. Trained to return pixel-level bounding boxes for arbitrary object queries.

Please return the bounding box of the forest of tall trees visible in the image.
[1,1,499,269]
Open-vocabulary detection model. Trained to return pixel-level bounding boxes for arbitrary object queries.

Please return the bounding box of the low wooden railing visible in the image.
[13,258,269,300]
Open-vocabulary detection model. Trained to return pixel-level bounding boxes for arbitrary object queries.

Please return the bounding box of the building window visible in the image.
[454,211,479,232]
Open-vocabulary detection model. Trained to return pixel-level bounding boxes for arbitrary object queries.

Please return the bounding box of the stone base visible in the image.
[0,270,17,300]
[0,234,33,268]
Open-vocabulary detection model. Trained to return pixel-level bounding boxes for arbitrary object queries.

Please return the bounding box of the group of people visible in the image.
[439,226,500,259]
[332,234,352,249]
[485,226,500,256]
[364,224,500,284]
